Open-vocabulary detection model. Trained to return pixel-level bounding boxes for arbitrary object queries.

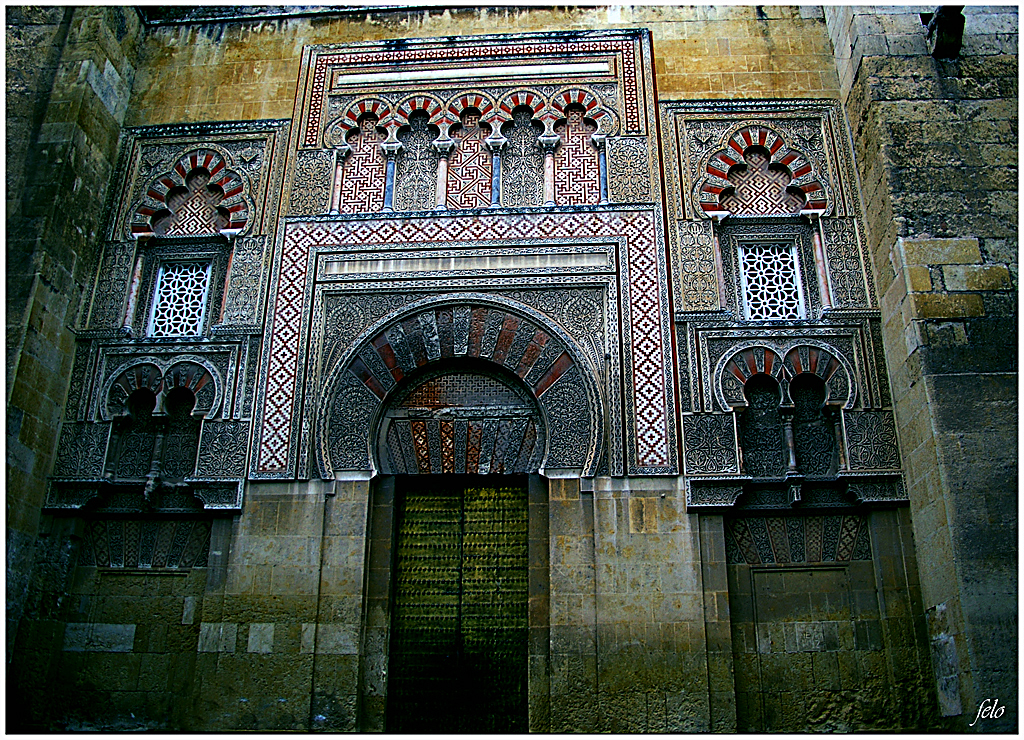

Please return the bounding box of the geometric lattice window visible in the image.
[148,261,212,337]
[739,242,805,320]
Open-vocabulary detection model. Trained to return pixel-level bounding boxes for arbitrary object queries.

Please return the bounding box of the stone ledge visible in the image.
[909,293,985,319]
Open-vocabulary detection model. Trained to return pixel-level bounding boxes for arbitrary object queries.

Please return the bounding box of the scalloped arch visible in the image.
[445,91,498,124]
[393,94,445,127]
[715,341,856,411]
[497,89,547,121]
[695,124,828,216]
[130,147,251,237]
[551,87,619,135]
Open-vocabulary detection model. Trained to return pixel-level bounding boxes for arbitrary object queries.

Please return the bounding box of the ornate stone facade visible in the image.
[11,9,1010,734]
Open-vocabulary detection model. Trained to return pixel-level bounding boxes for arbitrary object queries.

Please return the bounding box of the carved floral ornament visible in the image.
[130,147,253,238]
[693,124,829,218]
[323,87,618,153]
[715,342,856,412]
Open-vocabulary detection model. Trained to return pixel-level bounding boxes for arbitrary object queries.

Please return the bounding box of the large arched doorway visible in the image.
[374,362,541,732]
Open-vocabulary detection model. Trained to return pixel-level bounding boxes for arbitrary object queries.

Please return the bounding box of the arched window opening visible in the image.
[740,373,785,478]
[789,373,837,478]
[113,388,158,480]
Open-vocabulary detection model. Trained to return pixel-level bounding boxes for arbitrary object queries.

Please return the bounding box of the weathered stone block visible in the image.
[63,622,136,653]
[942,263,1012,291]
[197,622,237,653]
[909,292,985,319]
[902,237,983,266]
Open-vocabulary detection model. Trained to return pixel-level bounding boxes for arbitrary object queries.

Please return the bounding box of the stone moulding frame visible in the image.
[251,205,677,479]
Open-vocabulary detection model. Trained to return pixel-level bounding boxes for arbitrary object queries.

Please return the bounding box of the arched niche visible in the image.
[315,298,603,478]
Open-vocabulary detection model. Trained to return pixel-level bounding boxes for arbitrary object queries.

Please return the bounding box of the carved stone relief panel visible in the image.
[289,149,335,216]
[682,413,739,475]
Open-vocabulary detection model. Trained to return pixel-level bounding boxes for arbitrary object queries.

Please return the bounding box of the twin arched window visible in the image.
[739,372,837,479]
[107,386,201,485]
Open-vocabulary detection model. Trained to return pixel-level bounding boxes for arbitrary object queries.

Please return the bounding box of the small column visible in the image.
[833,411,847,471]
[593,135,609,205]
[484,132,507,208]
[218,247,234,323]
[709,211,731,311]
[782,413,798,475]
[121,253,145,336]
[539,133,560,207]
[381,142,402,212]
[802,209,831,309]
[328,144,351,215]
[432,137,455,210]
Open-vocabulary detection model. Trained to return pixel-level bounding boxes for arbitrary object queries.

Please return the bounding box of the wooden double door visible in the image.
[386,476,529,733]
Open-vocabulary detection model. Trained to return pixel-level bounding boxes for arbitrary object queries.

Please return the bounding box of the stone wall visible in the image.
[7,6,142,661]
[825,6,1018,732]
[126,5,839,129]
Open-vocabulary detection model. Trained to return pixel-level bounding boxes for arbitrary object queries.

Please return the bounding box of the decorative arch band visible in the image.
[316,298,603,478]
[716,342,856,410]
[697,124,828,215]
[102,357,222,420]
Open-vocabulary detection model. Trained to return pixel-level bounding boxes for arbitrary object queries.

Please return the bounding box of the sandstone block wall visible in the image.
[825,6,1017,732]
[7,5,142,664]
[126,5,841,130]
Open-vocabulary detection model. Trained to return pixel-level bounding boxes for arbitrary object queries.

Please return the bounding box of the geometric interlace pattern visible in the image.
[339,118,386,212]
[164,187,227,237]
[447,115,491,209]
[721,150,805,215]
[259,210,671,473]
[740,243,803,320]
[149,262,210,337]
[554,111,599,206]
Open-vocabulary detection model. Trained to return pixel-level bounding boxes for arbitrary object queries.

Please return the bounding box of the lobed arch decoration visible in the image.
[695,125,828,217]
[130,148,251,237]
[551,88,618,136]
[315,298,603,479]
[324,97,392,148]
[496,89,547,124]
[320,86,622,212]
[447,92,498,127]
[715,342,856,412]
[392,94,446,130]
[101,356,223,421]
